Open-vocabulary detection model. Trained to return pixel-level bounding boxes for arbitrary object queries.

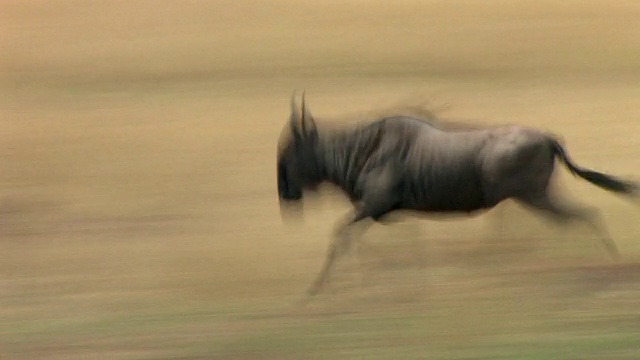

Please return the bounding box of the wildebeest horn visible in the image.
[290,92,297,116]
[289,91,304,138]
[300,91,317,137]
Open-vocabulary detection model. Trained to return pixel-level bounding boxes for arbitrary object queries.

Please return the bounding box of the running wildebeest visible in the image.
[277,92,638,297]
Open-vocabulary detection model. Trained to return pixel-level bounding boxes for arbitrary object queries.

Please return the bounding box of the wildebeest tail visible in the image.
[548,136,638,194]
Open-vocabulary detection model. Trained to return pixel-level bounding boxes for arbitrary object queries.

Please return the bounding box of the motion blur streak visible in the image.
[2,1,640,359]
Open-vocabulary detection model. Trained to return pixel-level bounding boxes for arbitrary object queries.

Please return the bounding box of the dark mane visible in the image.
[366,103,488,132]
[316,99,489,133]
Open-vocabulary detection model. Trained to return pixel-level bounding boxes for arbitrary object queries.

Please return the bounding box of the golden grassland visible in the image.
[2,1,640,358]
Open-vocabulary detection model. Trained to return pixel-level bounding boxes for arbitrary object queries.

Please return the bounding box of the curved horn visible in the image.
[301,91,308,135]
[290,91,298,115]
[289,91,302,136]
[300,91,317,138]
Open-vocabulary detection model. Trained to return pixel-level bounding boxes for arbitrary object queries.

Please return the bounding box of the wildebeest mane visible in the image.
[366,102,488,132]
[314,98,488,134]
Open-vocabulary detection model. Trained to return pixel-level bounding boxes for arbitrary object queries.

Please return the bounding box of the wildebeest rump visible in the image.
[277,92,638,297]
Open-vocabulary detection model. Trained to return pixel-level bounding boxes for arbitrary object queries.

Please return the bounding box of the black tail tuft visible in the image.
[549,137,639,195]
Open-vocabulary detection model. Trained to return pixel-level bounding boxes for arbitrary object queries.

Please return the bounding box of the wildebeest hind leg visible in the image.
[515,194,620,259]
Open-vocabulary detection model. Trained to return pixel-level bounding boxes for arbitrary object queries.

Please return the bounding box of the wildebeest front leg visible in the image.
[307,167,400,296]
[307,210,372,296]
[516,194,620,259]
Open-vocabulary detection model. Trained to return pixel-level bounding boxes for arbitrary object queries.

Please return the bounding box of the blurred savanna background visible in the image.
[3,0,640,358]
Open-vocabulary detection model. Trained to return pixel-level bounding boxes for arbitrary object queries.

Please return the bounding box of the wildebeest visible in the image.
[277,92,638,297]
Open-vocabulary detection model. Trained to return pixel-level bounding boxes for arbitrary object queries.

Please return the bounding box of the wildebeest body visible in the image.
[316,115,555,214]
[277,93,638,299]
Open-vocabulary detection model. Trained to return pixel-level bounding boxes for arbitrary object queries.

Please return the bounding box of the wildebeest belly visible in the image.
[394,130,492,213]
[399,163,488,213]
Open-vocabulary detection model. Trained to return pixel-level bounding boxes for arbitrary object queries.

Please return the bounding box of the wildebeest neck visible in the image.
[314,118,404,200]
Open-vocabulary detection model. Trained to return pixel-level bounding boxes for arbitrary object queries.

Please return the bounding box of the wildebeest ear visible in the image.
[300,92,318,139]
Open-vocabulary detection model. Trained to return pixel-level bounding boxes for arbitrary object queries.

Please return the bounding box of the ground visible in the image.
[2,1,640,359]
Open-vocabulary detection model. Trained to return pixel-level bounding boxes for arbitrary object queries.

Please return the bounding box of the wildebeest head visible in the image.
[277,93,322,219]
